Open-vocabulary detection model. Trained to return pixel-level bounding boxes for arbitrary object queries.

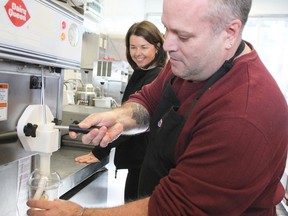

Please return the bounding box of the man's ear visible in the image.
[225,19,242,49]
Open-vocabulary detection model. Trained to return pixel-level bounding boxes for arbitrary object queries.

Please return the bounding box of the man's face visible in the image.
[162,0,227,81]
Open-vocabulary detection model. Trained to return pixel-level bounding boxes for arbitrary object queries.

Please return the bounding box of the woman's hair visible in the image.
[125,20,168,70]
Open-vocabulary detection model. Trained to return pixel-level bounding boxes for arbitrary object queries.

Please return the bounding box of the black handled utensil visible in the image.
[55,125,101,134]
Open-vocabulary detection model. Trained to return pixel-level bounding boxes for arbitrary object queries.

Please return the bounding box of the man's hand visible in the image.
[27,199,83,216]
[69,110,124,148]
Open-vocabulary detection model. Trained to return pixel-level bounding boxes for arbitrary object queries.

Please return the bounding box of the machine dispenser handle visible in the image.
[68,125,101,134]
[54,125,101,134]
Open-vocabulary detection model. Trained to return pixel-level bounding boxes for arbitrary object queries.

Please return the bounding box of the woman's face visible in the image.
[129,35,158,69]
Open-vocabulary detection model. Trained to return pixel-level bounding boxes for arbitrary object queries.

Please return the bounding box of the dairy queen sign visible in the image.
[4,0,30,27]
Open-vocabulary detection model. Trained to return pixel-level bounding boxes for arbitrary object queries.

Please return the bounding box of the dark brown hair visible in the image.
[125,20,168,70]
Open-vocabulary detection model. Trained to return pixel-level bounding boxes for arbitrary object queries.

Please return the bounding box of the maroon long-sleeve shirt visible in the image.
[129,43,288,215]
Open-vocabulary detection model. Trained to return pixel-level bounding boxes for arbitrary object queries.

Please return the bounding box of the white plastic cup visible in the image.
[28,169,61,201]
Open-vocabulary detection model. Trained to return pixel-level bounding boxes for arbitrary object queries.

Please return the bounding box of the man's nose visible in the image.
[163,34,177,52]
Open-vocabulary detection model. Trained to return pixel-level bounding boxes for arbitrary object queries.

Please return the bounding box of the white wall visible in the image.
[100,0,163,60]
[145,0,163,13]
[250,0,288,15]
[146,0,288,16]
[101,0,288,62]
[102,0,146,37]
[102,0,287,37]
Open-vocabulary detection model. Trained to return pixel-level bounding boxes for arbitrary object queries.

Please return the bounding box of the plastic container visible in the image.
[28,169,61,201]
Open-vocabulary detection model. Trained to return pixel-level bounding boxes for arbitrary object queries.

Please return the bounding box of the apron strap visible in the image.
[184,40,245,119]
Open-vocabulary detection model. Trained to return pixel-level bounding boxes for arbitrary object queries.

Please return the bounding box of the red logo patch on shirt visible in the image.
[5,0,30,27]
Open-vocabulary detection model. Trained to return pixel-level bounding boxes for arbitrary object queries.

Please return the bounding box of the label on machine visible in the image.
[0,83,8,121]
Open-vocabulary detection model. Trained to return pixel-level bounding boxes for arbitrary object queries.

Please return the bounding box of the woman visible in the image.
[75,20,168,202]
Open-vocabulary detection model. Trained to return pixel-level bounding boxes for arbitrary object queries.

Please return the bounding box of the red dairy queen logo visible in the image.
[4,0,30,27]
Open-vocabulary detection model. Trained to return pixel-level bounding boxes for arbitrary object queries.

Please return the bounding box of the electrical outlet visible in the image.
[30,76,42,89]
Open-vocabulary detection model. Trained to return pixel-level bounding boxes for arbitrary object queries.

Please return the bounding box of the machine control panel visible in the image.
[0,0,84,69]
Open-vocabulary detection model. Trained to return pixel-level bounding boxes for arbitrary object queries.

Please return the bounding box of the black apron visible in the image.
[138,41,246,197]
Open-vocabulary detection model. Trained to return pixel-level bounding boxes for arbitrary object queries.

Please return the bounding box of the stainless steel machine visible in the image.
[0,0,108,215]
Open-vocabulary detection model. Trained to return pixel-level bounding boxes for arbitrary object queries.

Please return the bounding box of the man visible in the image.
[27,0,288,215]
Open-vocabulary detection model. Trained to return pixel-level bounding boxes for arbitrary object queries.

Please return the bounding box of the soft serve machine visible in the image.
[0,0,109,215]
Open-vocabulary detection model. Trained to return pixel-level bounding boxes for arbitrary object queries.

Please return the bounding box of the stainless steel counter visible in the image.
[0,140,35,166]
[0,139,109,215]
[0,139,108,195]
[63,104,111,114]
[0,103,112,215]
[51,145,109,196]
[62,167,109,208]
